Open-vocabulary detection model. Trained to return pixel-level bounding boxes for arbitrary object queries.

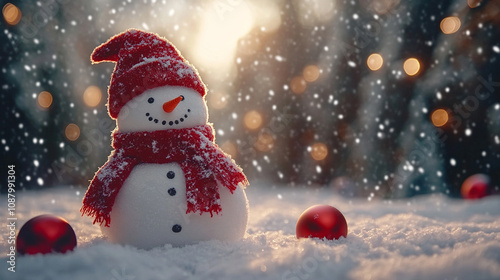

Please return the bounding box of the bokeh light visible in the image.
[467,0,481,9]
[431,109,449,127]
[310,142,328,161]
[208,91,228,110]
[221,140,238,158]
[244,110,263,130]
[367,53,384,71]
[255,133,274,152]
[290,76,307,94]
[37,91,53,109]
[65,124,80,141]
[440,17,461,34]
[365,0,401,14]
[403,58,420,76]
[83,86,102,107]
[2,3,21,26]
[303,65,320,82]
[192,1,254,79]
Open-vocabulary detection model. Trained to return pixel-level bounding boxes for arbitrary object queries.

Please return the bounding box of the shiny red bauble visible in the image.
[296,205,348,240]
[461,174,491,199]
[17,214,77,255]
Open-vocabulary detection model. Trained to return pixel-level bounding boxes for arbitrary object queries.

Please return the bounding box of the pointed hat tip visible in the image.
[90,29,151,64]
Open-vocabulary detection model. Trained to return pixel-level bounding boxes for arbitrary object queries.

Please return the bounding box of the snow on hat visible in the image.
[91,29,206,119]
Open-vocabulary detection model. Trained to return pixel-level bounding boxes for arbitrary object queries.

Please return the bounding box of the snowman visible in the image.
[81,29,249,249]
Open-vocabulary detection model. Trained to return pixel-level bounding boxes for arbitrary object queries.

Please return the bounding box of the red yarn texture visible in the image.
[81,124,248,227]
[91,29,206,119]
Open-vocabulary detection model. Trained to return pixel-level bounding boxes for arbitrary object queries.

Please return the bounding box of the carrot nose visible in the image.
[163,96,183,113]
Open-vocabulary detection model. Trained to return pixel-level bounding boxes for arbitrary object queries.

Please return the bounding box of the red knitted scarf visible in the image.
[81,124,248,227]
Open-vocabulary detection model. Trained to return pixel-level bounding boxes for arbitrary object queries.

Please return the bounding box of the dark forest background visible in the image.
[1,0,499,198]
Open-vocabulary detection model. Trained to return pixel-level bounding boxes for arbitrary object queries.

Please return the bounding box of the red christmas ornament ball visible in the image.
[461,174,491,199]
[296,205,348,240]
[17,214,77,255]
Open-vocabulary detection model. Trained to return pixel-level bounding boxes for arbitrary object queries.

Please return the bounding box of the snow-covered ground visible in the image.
[1,185,500,280]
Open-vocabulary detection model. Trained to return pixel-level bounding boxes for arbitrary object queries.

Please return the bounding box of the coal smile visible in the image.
[145,109,192,126]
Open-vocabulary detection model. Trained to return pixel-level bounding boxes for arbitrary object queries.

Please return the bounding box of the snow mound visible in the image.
[1,186,499,280]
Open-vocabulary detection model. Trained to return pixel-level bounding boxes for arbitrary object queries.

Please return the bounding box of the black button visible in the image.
[168,188,176,196]
[167,171,175,179]
[172,224,182,233]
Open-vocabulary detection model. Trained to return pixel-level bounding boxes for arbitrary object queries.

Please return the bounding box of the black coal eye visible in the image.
[148,97,154,104]
[180,95,185,101]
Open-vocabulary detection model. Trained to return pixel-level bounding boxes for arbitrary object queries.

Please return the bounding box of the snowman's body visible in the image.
[101,163,248,248]
[98,86,249,248]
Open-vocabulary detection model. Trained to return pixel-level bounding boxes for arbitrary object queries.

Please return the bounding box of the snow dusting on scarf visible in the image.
[81,124,248,227]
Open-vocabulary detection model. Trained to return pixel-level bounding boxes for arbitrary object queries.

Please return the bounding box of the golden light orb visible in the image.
[37,91,53,109]
[310,142,328,161]
[255,133,274,152]
[302,65,320,82]
[467,0,481,8]
[244,110,263,130]
[431,109,449,127]
[221,140,238,158]
[83,86,102,107]
[367,53,384,71]
[3,3,21,26]
[403,58,421,76]
[65,123,81,141]
[208,91,229,110]
[290,76,307,94]
[440,17,461,34]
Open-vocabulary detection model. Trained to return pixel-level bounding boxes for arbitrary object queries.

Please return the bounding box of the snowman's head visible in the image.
[116,86,208,132]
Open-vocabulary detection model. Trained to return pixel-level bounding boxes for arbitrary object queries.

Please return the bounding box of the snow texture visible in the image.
[1,186,500,280]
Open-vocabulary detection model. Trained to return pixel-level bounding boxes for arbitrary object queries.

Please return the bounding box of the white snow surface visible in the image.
[1,186,500,280]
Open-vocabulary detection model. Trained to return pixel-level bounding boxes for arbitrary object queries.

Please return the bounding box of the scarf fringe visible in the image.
[80,205,111,227]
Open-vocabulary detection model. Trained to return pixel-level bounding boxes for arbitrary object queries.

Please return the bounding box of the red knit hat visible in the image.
[91,29,207,119]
